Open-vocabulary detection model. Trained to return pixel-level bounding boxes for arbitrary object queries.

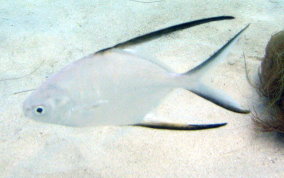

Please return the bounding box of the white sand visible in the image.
[1,0,284,177]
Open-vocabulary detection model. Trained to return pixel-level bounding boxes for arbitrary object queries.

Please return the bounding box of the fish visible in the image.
[23,16,250,130]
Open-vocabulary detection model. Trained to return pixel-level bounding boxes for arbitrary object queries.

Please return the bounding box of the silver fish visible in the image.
[23,16,249,129]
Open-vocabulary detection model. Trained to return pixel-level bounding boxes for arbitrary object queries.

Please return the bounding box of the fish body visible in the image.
[24,50,182,126]
[23,16,249,129]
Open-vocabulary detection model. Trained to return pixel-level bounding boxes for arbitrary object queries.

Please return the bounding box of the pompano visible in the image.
[23,16,249,130]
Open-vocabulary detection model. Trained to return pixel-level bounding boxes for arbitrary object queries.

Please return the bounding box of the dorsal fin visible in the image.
[96,16,234,53]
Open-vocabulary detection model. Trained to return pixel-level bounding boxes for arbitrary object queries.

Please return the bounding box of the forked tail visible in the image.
[183,25,250,113]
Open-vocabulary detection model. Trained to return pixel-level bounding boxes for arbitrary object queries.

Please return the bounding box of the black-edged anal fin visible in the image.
[96,16,234,53]
[132,122,227,130]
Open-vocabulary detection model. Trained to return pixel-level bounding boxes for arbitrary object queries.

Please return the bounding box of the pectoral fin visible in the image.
[131,122,227,130]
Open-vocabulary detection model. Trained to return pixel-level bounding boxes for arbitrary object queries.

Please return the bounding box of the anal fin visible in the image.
[131,122,227,130]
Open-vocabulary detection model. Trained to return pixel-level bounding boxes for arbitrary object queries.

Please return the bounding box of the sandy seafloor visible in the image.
[1,0,284,177]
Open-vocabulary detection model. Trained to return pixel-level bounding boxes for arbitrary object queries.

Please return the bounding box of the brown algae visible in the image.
[254,30,284,132]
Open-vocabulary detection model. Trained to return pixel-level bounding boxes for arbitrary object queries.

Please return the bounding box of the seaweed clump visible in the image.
[254,30,284,132]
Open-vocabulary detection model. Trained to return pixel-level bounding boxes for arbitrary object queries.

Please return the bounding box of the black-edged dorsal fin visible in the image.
[96,16,234,53]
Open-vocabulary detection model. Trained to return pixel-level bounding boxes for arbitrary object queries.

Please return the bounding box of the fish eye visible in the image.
[34,106,45,115]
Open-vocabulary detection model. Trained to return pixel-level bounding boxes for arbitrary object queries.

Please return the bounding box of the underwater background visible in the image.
[1,0,284,177]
